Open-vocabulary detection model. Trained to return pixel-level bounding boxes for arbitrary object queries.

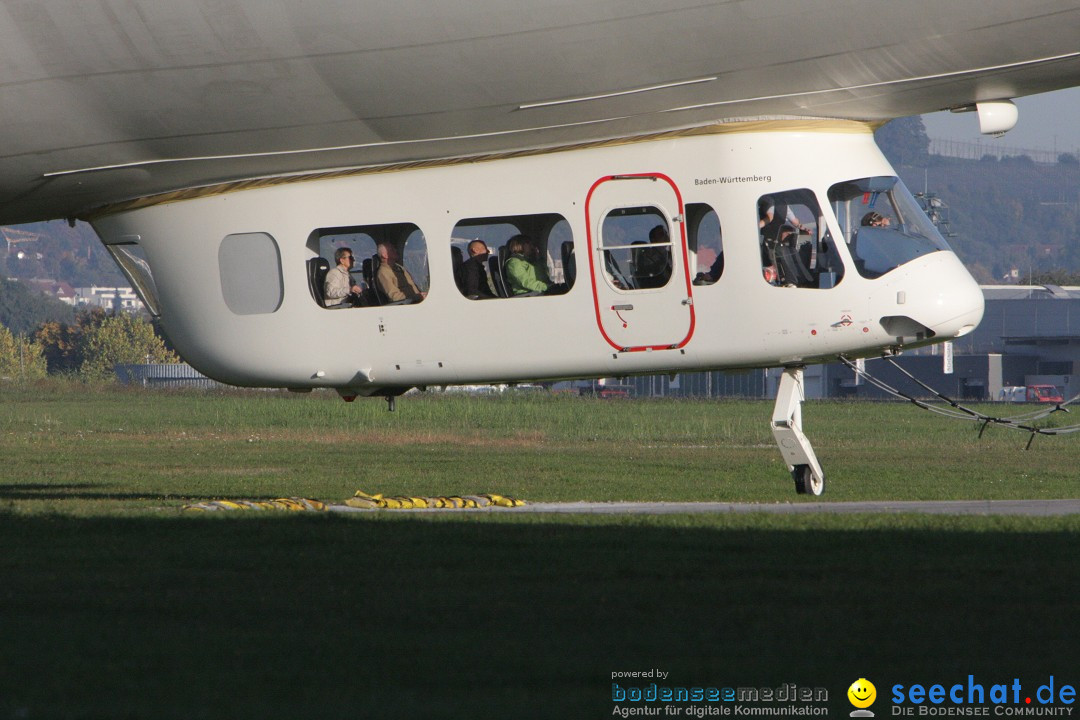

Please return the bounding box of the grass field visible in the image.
[0,384,1076,719]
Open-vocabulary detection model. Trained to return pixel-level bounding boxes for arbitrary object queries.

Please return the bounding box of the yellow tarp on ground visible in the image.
[183,491,525,512]
[184,497,328,512]
[345,490,525,509]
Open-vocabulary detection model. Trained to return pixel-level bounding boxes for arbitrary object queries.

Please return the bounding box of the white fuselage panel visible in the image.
[91,125,983,391]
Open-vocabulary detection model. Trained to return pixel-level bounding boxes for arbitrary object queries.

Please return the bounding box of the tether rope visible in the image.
[839,355,1080,449]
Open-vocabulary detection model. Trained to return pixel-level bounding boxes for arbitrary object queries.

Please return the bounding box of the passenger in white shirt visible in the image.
[324,247,363,306]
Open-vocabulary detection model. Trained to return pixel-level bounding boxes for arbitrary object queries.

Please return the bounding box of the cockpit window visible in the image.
[827,176,953,279]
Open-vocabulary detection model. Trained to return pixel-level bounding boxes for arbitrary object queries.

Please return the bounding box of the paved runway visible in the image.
[329,499,1080,516]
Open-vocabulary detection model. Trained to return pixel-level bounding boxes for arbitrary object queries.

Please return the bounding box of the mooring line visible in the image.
[839,355,1080,447]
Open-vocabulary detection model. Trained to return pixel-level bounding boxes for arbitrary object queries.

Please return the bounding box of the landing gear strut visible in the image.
[771,366,825,496]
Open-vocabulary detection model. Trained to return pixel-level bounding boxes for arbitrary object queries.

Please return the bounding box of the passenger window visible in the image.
[219,232,283,315]
[686,203,723,285]
[600,206,673,291]
[452,213,573,299]
[757,190,843,289]
[308,222,427,308]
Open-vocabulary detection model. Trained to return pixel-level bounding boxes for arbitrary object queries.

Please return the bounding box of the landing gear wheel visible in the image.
[772,367,826,497]
[792,464,824,496]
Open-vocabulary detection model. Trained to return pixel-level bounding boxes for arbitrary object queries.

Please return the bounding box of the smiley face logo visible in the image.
[848,678,877,709]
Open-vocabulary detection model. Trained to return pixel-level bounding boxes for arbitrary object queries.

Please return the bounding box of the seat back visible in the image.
[489,254,510,297]
[362,255,394,305]
[773,244,814,287]
[308,257,330,307]
[366,255,390,304]
[561,240,576,287]
[362,257,374,288]
[451,246,466,294]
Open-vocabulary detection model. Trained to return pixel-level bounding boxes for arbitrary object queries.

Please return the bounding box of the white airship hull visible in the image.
[91,123,983,392]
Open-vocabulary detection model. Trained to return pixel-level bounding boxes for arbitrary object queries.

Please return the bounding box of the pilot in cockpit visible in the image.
[861,211,891,228]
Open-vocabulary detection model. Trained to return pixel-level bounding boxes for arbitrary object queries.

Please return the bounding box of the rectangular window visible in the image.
[219,232,283,315]
[600,206,672,291]
[758,190,843,289]
[452,213,573,298]
[311,223,427,307]
[686,203,723,286]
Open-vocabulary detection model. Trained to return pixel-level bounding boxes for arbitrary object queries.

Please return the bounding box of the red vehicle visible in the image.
[579,383,633,399]
[1026,384,1064,403]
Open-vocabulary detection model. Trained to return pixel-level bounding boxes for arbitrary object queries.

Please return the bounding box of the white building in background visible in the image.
[73,286,145,314]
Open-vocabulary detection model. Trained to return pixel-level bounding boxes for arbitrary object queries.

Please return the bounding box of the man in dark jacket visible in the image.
[461,239,495,298]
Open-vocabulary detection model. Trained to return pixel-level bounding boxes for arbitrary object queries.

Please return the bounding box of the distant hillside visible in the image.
[903,157,1080,283]
[877,117,1080,283]
[2,221,123,288]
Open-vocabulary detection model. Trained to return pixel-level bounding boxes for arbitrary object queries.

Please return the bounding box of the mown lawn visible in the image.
[2,383,1078,512]
[0,384,1076,719]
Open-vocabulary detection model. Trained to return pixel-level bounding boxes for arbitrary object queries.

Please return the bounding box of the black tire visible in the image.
[792,464,824,495]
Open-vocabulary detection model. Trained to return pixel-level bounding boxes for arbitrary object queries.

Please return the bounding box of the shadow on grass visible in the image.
[0,513,1074,720]
[0,482,110,497]
[0,483,304,504]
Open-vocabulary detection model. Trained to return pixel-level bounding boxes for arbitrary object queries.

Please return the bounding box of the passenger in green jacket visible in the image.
[504,234,551,295]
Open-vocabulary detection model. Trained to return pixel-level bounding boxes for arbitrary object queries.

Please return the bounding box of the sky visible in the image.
[920,87,1080,156]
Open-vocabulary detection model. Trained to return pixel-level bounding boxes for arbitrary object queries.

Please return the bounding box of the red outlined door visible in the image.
[585,173,695,352]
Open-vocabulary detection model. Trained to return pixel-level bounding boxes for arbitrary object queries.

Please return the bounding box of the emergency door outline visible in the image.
[584,173,696,352]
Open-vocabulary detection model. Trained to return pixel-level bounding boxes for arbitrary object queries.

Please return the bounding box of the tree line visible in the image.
[0,277,74,335]
[0,307,178,383]
[876,117,1080,284]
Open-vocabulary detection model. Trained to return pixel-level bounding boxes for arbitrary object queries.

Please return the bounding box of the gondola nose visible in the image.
[877,253,984,344]
[926,260,985,340]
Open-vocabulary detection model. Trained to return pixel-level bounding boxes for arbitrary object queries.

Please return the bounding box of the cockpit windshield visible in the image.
[827,176,953,279]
